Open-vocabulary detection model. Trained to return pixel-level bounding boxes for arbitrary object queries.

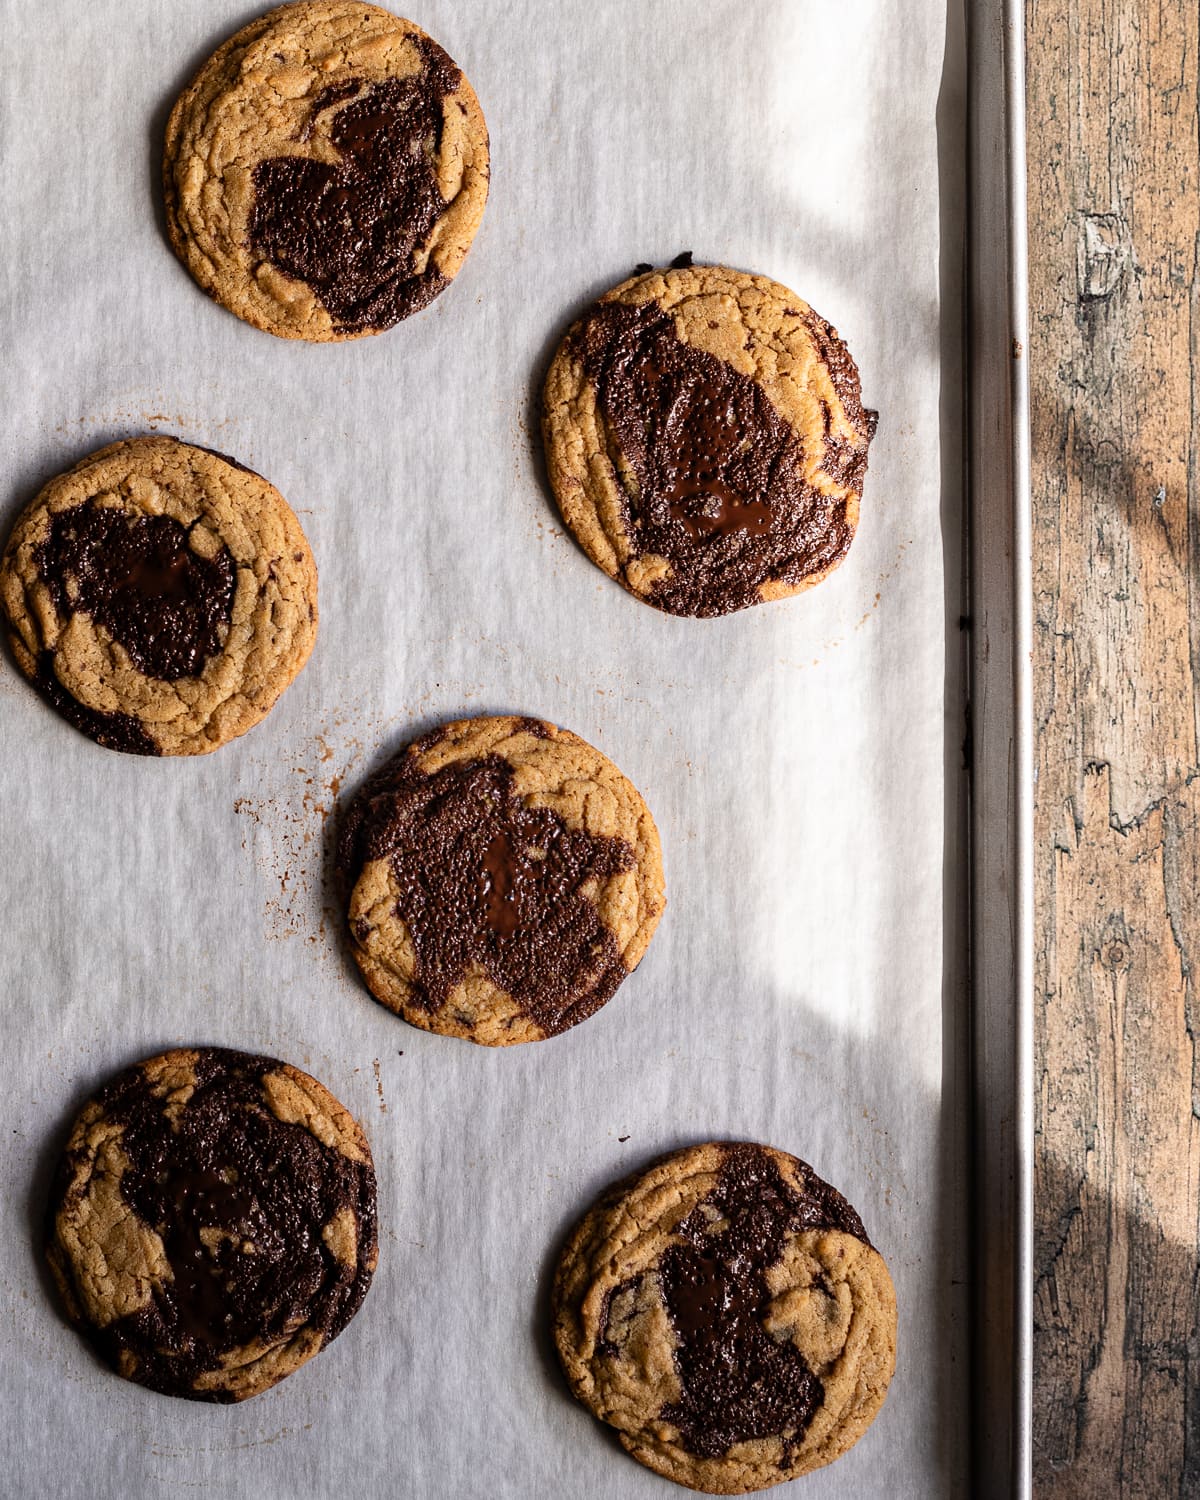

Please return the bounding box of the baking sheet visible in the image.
[969,0,1033,1491]
[0,1,968,1495]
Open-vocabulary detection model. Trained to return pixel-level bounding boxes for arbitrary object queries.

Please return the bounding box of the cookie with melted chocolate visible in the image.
[337,715,666,1045]
[0,437,317,755]
[163,2,489,341]
[45,1048,378,1403]
[552,1141,896,1492]
[543,264,876,617]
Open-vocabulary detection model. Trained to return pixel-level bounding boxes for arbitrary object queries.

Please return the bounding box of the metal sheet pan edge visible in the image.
[968,0,1034,1495]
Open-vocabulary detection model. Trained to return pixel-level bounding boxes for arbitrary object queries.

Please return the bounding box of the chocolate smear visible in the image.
[36,503,235,681]
[248,40,463,333]
[340,737,636,1036]
[653,1145,865,1457]
[572,298,872,616]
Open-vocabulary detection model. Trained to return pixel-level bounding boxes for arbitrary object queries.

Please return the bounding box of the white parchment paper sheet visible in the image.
[0,1,967,1494]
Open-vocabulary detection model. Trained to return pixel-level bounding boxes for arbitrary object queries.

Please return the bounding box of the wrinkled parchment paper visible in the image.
[0,1,967,1493]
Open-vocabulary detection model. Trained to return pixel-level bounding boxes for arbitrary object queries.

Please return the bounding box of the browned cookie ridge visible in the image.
[163,2,490,341]
[45,1048,378,1403]
[542,264,876,617]
[0,437,318,755]
[337,715,666,1046]
[553,1142,897,1493]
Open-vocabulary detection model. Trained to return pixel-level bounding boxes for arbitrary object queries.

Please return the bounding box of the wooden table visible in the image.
[1028,1,1199,1492]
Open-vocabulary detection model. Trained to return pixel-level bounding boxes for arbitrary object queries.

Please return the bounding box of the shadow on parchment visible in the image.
[514,1,974,1491]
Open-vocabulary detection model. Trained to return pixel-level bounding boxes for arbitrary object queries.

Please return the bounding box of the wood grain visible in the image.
[1027,0,1200,1492]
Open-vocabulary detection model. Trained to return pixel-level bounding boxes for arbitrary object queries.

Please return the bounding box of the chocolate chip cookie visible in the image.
[542,263,876,617]
[163,1,490,341]
[45,1048,378,1403]
[337,715,666,1045]
[0,437,317,755]
[552,1142,896,1493]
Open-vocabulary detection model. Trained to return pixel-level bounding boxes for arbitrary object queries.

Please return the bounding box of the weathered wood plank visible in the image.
[1027,0,1200,1492]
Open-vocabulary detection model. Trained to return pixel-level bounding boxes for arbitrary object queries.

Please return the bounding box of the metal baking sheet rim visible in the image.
[968,0,1033,1496]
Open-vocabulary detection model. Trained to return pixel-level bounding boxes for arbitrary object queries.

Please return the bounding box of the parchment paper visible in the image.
[0,1,967,1494]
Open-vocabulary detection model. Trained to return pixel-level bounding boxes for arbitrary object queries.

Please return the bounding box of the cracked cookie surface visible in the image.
[46,1047,378,1403]
[542,263,876,617]
[337,714,666,1045]
[164,0,490,340]
[0,436,317,755]
[552,1141,897,1493]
